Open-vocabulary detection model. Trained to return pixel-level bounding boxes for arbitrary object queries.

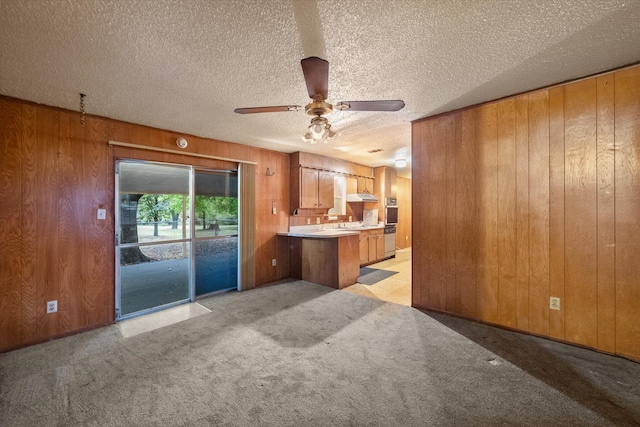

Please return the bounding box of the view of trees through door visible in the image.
[116,161,238,319]
[193,169,239,296]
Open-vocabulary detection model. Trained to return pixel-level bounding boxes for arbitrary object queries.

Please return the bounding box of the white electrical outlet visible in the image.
[550,297,560,311]
[47,300,58,313]
[97,208,106,220]
[316,217,320,224]
[272,259,277,267]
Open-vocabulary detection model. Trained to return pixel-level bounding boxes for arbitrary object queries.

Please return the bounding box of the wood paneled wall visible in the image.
[254,150,291,283]
[411,65,640,361]
[396,176,412,249]
[0,96,290,352]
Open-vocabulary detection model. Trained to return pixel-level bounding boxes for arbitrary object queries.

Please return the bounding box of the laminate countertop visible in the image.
[278,224,384,239]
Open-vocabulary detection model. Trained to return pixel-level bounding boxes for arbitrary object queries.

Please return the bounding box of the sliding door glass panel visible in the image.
[194,170,238,296]
[120,243,190,315]
[117,161,192,318]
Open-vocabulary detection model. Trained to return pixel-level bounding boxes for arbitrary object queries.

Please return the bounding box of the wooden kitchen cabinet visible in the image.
[359,229,384,266]
[368,234,378,262]
[376,232,384,259]
[359,233,369,264]
[357,176,374,194]
[347,176,358,194]
[300,168,318,208]
[318,170,334,208]
[287,234,360,289]
[294,167,335,209]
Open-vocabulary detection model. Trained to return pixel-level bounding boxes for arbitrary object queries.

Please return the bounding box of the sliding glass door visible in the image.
[115,161,238,320]
[194,170,238,296]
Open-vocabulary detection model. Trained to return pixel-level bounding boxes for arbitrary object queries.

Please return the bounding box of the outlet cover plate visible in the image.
[550,297,560,311]
[47,300,58,313]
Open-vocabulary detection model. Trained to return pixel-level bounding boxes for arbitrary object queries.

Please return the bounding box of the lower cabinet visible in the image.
[359,233,369,265]
[359,229,385,266]
[288,235,360,289]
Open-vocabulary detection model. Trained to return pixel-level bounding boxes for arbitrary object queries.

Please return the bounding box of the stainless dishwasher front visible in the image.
[384,225,396,258]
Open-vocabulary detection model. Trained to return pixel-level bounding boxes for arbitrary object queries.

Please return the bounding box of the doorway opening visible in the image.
[115,160,238,320]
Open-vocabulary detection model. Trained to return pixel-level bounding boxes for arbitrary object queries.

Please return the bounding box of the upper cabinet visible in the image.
[357,176,374,194]
[318,170,334,208]
[294,167,334,209]
[290,151,374,214]
[300,168,319,208]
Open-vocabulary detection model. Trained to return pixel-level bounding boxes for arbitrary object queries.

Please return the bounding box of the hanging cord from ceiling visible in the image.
[79,93,86,126]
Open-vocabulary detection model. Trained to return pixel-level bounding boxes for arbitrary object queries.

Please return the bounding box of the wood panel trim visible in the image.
[109,140,257,165]
[239,163,256,291]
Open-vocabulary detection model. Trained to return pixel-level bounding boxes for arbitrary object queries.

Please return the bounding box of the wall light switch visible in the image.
[272,202,276,215]
[316,217,320,224]
[97,208,106,220]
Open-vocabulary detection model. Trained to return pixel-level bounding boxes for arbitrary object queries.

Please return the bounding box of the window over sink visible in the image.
[328,175,346,215]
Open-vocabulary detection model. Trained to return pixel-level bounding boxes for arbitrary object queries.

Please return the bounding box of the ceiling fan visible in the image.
[234,57,405,144]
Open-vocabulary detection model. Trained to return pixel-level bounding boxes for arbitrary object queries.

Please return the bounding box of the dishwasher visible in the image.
[384,224,396,258]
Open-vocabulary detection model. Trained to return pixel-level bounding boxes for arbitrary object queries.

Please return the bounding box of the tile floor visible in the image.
[341,248,412,306]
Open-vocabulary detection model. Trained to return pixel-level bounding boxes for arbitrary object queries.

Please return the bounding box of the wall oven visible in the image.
[385,197,398,225]
[384,197,398,258]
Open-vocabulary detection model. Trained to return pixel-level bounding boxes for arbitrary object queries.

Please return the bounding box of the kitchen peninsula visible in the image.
[279,222,385,289]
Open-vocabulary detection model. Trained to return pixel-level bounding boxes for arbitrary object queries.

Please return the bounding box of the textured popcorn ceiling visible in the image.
[1,0,640,177]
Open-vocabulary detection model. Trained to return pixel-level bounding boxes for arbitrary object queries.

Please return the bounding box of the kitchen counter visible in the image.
[279,223,384,239]
[280,230,361,289]
[278,229,359,238]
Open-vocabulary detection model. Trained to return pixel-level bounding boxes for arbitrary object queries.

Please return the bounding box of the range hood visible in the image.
[347,193,379,202]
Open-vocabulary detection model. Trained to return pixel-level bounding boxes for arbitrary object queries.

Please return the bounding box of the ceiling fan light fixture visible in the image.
[326,126,337,141]
[302,132,314,144]
[311,124,324,137]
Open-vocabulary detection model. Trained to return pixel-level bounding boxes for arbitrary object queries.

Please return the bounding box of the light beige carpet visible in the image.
[1,280,639,426]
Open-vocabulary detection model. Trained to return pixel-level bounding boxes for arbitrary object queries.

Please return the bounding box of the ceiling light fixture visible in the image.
[301,116,337,144]
[394,147,408,168]
[395,158,407,168]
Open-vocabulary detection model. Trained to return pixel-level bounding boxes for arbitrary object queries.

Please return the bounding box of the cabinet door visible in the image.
[300,168,319,208]
[318,171,334,208]
[376,233,385,260]
[368,234,377,262]
[357,176,367,193]
[346,176,358,194]
[359,234,369,265]
[365,177,374,194]
[357,176,374,194]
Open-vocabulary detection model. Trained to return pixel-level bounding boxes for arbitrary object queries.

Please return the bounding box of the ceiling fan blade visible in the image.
[234,105,302,114]
[301,56,329,100]
[335,100,405,112]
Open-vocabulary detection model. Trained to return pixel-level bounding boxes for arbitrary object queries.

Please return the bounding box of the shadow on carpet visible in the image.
[357,267,398,285]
